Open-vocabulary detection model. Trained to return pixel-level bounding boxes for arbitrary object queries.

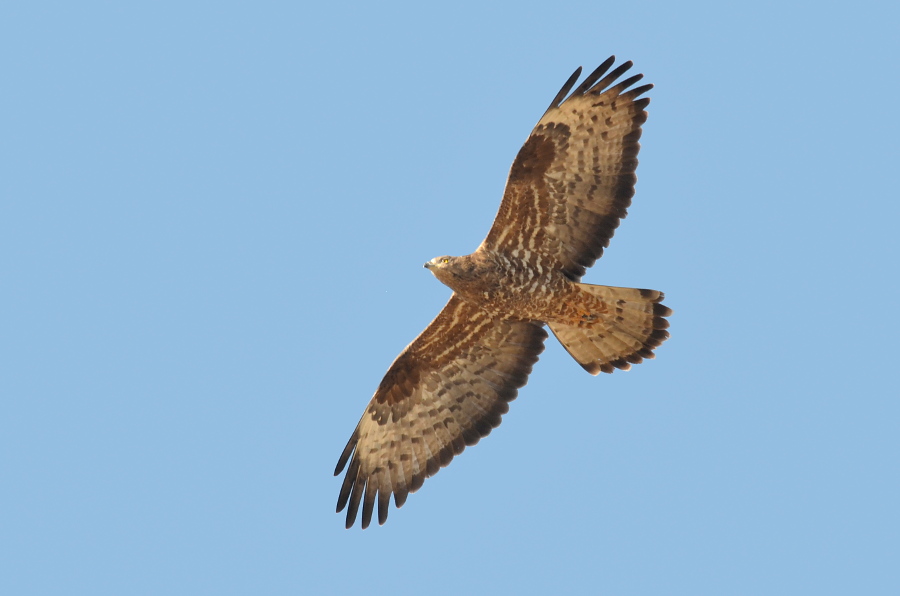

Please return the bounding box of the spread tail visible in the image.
[548,284,671,375]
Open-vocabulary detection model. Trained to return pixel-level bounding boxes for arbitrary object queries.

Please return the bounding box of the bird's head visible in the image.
[424,254,492,294]
[424,256,455,271]
[424,255,462,287]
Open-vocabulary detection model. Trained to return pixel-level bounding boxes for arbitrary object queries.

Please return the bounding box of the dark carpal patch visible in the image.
[508,131,559,182]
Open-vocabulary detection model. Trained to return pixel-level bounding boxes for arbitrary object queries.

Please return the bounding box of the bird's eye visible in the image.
[442,258,449,264]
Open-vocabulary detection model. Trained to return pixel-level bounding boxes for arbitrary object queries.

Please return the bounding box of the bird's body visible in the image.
[335,57,671,528]
[425,251,569,318]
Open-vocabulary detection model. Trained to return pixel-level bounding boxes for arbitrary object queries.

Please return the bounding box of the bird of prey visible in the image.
[335,57,670,528]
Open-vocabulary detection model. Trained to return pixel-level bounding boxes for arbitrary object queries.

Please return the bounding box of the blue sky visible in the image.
[2,1,899,594]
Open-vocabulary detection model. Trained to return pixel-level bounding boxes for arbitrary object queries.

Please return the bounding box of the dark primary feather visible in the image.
[547,66,582,111]
[570,55,616,97]
[588,60,635,95]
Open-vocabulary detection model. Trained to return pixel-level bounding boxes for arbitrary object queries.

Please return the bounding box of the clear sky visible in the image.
[2,1,899,594]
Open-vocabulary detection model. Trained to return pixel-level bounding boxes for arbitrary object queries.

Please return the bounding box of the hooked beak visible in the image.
[424,261,432,269]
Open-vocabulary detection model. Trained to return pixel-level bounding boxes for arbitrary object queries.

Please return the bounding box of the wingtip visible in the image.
[548,66,584,110]
[552,56,649,108]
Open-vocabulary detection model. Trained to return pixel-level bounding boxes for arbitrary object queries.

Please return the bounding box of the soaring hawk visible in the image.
[335,57,670,528]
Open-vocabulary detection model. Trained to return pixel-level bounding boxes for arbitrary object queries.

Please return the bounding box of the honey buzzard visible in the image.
[335,57,670,528]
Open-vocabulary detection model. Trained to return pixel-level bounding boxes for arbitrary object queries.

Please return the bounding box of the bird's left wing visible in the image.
[335,294,547,529]
[479,57,652,281]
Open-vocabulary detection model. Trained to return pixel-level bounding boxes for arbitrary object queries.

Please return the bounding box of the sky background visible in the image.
[2,1,899,594]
